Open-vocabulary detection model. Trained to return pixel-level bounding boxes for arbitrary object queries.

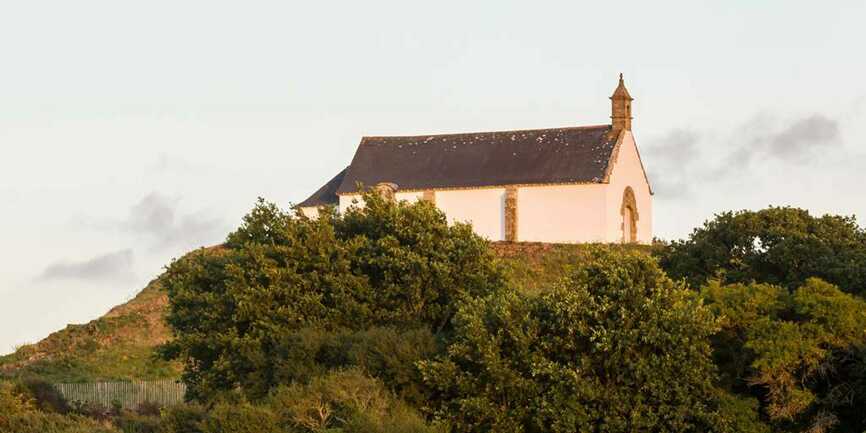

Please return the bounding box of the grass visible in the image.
[493,242,653,296]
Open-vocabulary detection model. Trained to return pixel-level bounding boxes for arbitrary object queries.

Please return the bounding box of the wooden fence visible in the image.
[53,380,186,409]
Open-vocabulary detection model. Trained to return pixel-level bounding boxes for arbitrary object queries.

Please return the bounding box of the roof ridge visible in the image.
[360,124,611,141]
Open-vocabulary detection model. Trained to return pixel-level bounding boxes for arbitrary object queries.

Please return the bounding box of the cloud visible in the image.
[122,192,226,251]
[643,129,702,200]
[644,129,701,166]
[126,193,177,235]
[767,114,840,160]
[38,249,134,282]
[723,114,840,169]
[647,175,692,200]
[645,114,843,200]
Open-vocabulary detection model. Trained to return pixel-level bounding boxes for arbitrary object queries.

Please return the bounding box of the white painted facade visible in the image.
[300,131,653,244]
[436,188,507,241]
[517,183,608,243]
[604,131,653,244]
[300,206,320,219]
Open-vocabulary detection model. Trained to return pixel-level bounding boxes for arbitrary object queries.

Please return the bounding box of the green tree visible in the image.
[160,191,505,401]
[702,278,866,432]
[657,207,866,296]
[421,247,727,433]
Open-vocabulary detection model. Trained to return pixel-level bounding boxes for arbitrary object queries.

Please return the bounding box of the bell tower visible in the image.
[610,73,633,136]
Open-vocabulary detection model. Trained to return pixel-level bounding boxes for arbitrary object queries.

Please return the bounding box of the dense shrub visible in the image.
[0,381,34,416]
[158,404,207,433]
[252,325,438,407]
[0,381,116,433]
[268,368,439,433]
[324,327,439,407]
[161,191,505,401]
[715,391,771,433]
[13,377,71,414]
[657,207,866,296]
[114,412,161,433]
[200,402,281,433]
[421,247,727,433]
[702,278,866,432]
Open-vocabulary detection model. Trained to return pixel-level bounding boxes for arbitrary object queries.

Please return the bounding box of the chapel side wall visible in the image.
[395,191,424,202]
[340,189,505,241]
[338,191,424,214]
[299,206,320,219]
[517,184,608,243]
[339,195,362,214]
[435,188,506,241]
[605,132,653,244]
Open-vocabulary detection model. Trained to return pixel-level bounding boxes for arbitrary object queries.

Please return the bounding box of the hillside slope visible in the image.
[0,275,180,382]
[0,242,650,382]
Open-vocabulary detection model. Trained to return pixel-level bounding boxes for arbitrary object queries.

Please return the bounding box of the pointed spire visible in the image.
[611,73,632,100]
[610,73,633,134]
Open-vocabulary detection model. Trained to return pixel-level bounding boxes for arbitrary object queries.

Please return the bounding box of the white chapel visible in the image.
[298,75,653,244]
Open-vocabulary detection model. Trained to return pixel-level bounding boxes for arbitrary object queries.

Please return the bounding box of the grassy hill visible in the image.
[0,242,650,383]
[0,275,181,383]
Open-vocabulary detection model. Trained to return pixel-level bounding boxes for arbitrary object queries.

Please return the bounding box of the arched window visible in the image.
[620,187,638,243]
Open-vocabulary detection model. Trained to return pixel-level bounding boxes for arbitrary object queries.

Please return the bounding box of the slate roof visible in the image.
[299,124,619,206]
[296,167,348,208]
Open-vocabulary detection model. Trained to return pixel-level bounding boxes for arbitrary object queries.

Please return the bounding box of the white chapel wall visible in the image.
[604,132,653,244]
[337,189,506,241]
[435,188,506,241]
[395,191,424,203]
[338,191,423,215]
[517,184,608,243]
[331,164,652,244]
[299,206,319,219]
[339,195,361,214]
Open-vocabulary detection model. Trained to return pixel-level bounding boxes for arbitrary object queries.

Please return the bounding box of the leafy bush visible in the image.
[68,399,112,421]
[114,412,161,433]
[134,401,162,417]
[269,368,438,433]
[324,327,439,407]
[159,403,207,433]
[161,191,505,401]
[200,402,280,433]
[13,377,71,414]
[222,325,437,412]
[0,381,116,433]
[715,391,771,433]
[702,278,866,432]
[421,247,727,433]
[0,380,34,415]
[658,207,866,296]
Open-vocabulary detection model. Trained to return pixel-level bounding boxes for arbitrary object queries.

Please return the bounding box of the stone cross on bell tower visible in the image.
[610,73,633,136]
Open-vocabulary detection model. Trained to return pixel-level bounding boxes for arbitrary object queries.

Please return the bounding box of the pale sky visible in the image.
[1,0,865,354]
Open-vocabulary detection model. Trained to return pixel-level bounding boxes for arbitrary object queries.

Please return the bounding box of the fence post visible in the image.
[52,380,187,410]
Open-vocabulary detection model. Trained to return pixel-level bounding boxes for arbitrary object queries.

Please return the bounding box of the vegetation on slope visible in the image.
[4,200,866,433]
[0,276,181,383]
[152,193,734,432]
[422,248,724,432]
[0,237,634,384]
